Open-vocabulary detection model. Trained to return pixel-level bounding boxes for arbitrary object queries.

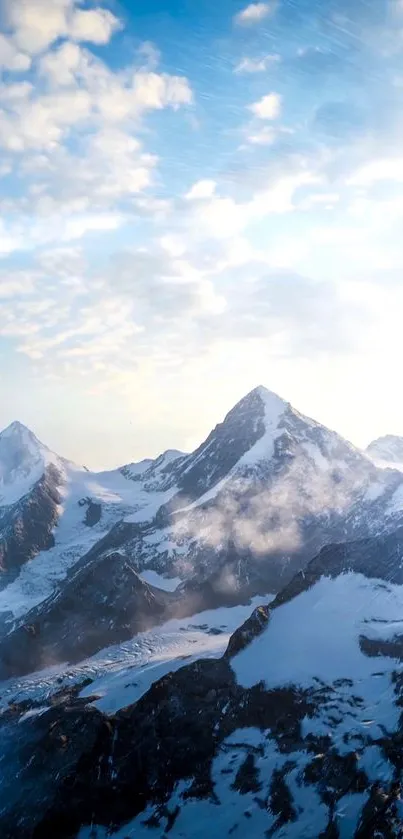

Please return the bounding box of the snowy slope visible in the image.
[232,572,403,690]
[0,421,68,506]
[124,386,403,594]
[0,461,179,620]
[0,596,270,715]
[4,530,403,838]
[0,423,185,618]
[2,387,403,673]
[46,539,403,839]
[366,434,403,471]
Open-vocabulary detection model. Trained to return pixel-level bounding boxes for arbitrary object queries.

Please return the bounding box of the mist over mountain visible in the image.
[2,387,403,837]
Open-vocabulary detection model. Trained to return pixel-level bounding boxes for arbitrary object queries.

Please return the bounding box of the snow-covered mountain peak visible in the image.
[233,385,287,419]
[1,419,40,442]
[151,449,185,469]
[366,434,403,470]
[0,420,61,506]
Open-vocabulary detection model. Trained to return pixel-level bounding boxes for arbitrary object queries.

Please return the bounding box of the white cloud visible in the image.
[186,169,320,244]
[248,172,320,218]
[132,72,193,111]
[38,41,82,86]
[4,0,120,55]
[18,128,157,210]
[194,197,247,238]
[0,220,23,255]
[186,179,216,200]
[160,235,187,257]
[0,88,92,151]
[234,3,272,25]
[348,157,403,186]
[0,81,33,101]
[0,35,192,216]
[36,43,193,123]
[249,92,282,119]
[0,33,30,70]
[136,41,161,71]
[234,54,280,73]
[68,7,120,45]
[5,0,73,54]
[58,212,124,242]
[300,192,340,210]
[247,126,277,145]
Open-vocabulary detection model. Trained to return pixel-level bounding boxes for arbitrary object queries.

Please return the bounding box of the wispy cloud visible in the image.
[234,3,272,26]
[234,54,280,73]
[1,0,403,464]
[185,179,217,200]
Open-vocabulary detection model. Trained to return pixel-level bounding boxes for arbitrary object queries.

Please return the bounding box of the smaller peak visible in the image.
[1,420,36,438]
[157,448,185,462]
[366,434,403,465]
[368,434,403,448]
[0,420,51,459]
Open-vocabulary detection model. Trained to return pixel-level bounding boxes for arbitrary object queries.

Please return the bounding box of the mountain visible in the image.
[3,526,403,837]
[0,426,182,610]
[2,386,403,675]
[4,392,403,835]
[0,421,63,507]
[367,434,403,470]
[112,385,403,595]
[0,554,174,678]
[0,421,69,577]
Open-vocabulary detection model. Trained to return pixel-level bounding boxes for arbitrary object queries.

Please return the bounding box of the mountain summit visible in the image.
[0,421,59,506]
[367,434,403,469]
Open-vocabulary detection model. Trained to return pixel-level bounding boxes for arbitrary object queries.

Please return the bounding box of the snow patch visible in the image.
[139,569,182,592]
[232,573,403,692]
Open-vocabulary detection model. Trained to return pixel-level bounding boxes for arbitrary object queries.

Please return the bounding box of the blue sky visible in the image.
[0,0,403,467]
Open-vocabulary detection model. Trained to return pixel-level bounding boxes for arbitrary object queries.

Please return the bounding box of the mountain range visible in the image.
[2,386,403,837]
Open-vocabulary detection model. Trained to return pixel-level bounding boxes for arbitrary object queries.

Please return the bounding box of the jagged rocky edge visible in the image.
[0,463,63,577]
[4,532,403,837]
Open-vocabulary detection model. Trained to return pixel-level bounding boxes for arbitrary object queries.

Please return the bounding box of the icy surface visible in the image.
[0,421,69,505]
[0,462,173,619]
[0,454,180,620]
[237,387,286,467]
[0,597,271,714]
[232,573,403,691]
[138,569,182,591]
[367,435,403,467]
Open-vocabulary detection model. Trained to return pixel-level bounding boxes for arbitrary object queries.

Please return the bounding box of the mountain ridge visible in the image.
[2,386,403,675]
[4,526,403,837]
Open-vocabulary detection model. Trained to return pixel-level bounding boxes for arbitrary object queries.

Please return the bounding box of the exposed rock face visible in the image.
[0,688,108,839]
[174,387,270,500]
[0,553,171,678]
[0,464,62,577]
[0,658,316,838]
[4,507,403,681]
[79,497,102,528]
[271,525,403,610]
[225,603,270,658]
[0,636,402,838]
[4,389,403,698]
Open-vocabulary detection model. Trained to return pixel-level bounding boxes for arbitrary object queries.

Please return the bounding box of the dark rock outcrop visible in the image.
[0,657,315,838]
[0,464,62,577]
[0,553,171,678]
